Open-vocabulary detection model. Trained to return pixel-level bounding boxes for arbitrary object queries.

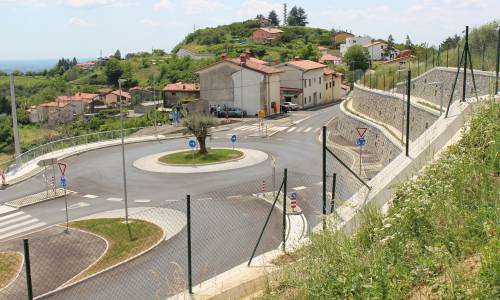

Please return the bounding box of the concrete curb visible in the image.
[157,149,246,167]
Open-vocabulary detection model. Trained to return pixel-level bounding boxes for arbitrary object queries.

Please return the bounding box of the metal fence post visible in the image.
[406,70,411,157]
[186,195,192,294]
[23,239,33,300]
[330,173,337,213]
[322,126,327,230]
[495,28,499,95]
[282,168,287,253]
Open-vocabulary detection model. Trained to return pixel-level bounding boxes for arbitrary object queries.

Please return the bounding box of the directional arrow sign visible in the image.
[356,127,367,138]
[188,139,197,149]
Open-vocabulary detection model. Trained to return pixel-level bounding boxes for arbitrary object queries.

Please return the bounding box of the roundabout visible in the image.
[133,147,269,174]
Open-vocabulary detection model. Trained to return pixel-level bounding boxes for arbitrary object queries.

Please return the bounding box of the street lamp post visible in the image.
[118,79,130,230]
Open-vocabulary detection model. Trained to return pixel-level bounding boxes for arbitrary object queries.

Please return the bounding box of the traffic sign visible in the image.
[258,110,265,119]
[60,176,67,188]
[231,134,237,143]
[188,139,197,149]
[356,127,367,138]
[356,137,366,146]
[290,191,297,209]
[58,162,67,176]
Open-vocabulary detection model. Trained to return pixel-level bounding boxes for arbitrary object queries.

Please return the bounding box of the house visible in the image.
[332,31,354,43]
[250,27,284,42]
[323,68,343,102]
[383,49,414,65]
[29,101,84,126]
[319,54,342,65]
[340,36,372,56]
[56,92,100,113]
[103,90,132,107]
[365,41,389,61]
[176,48,215,60]
[129,86,154,104]
[163,82,200,107]
[276,59,327,108]
[318,46,329,56]
[196,52,282,116]
[75,61,97,70]
[134,101,158,114]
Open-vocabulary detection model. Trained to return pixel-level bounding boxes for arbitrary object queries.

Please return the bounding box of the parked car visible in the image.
[217,107,247,118]
[282,101,299,111]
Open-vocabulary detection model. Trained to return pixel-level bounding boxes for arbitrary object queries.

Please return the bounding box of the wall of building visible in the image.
[199,62,240,108]
[277,65,303,106]
[260,73,281,115]
[395,67,497,107]
[352,84,439,141]
[164,91,200,107]
[303,68,325,107]
[232,68,263,115]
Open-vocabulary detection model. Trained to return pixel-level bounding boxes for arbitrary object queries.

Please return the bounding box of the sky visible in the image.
[0,0,498,60]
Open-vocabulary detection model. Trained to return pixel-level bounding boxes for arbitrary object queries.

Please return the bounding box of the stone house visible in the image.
[250,27,284,42]
[129,86,154,104]
[163,82,200,107]
[29,100,85,126]
[319,54,342,65]
[323,68,343,102]
[56,92,100,113]
[196,52,282,116]
[103,90,132,107]
[276,59,327,108]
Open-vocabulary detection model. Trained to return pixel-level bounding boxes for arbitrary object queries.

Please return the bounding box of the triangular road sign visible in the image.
[356,128,367,137]
[58,162,67,176]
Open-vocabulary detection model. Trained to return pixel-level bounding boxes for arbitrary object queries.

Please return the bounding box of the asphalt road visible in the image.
[0,103,362,299]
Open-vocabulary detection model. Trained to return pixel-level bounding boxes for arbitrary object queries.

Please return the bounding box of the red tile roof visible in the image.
[56,92,99,103]
[365,41,387,48]
[129,86,153,92]
[285,60,327,71]
[163,82,200,92]
[40,101,69,108]
[228,58,282,74]
[319,54,341,63]
[111,90,132,99]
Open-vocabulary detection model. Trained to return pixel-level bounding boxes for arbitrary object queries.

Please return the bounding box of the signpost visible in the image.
[258,110,265,137]
[355,128,367,176]
[290,191,297,211]
[39,158,58,197]
[58,162,69,233]
[230,134,237,149]
[188,139,197,161]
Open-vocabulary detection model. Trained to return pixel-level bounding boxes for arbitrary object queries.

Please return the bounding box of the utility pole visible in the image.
[118,79,131,237]
[283,3,287,26]
[9,74,22,169]
[462,26,469,102]
[405,70,411,157]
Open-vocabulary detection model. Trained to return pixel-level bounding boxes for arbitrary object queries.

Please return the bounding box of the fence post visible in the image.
[322,126,327,230]
[23,239,33,300]
[282,168,287,253]
[186,195,192,294]
[495,27,499,95]
[330,173,337,213]
[406,70,411,157]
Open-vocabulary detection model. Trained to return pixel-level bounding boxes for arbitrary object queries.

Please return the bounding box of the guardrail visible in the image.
[0,127,148,173]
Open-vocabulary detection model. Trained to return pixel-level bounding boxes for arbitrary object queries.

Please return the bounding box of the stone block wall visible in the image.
[352,84,439,141]
[328,112,401,167]
[395,67,497,107]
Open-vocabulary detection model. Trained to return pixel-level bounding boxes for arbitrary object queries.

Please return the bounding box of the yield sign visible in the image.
[356,127,367,138]
[58,162,67,176]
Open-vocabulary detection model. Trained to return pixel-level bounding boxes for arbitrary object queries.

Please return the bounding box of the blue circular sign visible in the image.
[291,191,297,199]
[188,139,197,149]
[231,134,237,143]
[356,137,366,146]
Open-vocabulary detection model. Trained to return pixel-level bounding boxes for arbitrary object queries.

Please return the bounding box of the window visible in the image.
[309,79,311,86]
[325,83,328,90]
[309,96,311,103]
[171,92,176,96]
[330,82,333,88]
[304,79,307,87]
[332,81,335,86]
[320,93,322,99]
[319,77,322,84]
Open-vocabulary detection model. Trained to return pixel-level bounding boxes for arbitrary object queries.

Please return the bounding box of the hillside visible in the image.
[173,20,334,62]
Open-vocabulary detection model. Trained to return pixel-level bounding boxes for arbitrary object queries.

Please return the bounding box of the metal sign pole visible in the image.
[64,182,69,233]
[359,144,362,176]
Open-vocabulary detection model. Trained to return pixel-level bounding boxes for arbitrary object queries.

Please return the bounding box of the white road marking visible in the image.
[107,197,123,202]
[83,194,99,199]
[287,127,296,132]
[227,195,242,199]
[0,222,47,240]
[295,127,304,133]
[63,202,90,211]
[164,199,179,202]
[0,218,39,233]
[314,128,321,133]
[304,127,312,133]
[196,197,213,201]
[0,211,24,222]
[134,199,151,203]
[292,186,307,191]
[0,205,17,214]
[315,181,323,185]
[0,214,31,227]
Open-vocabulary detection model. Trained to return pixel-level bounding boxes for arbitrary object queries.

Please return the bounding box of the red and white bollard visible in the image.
[261,180,266,194]
[1,172,5,187]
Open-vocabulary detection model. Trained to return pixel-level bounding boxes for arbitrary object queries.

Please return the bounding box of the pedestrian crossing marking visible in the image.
[287,127,296,132]
[292,186,307,191]
[304,127,312,133]
[107,197,123,202]
[83,194,99,199]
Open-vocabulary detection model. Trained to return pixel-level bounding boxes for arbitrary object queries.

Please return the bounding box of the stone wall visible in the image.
[395,67,497,107]
[328,111,401,167]
[352,84,439,141]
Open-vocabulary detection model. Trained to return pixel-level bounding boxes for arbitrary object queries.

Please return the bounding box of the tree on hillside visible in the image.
[72,57,78,66]
[182,113,218,155]
[287,6,308,26]
[114,49,122,60]
[344,45,369,82]
[470,21,498,70]
[301,44,318,60]
[0,115,13,147]
[384,34,395,57]
[404,35,414,51]
[0,96,9,115]
[105,58,123,86]
[268,10,279,26]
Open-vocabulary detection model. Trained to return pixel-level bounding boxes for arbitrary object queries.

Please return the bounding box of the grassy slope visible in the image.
[68,218,163,282]
[263,100,499,299]
[0,252,22,289]
[159,148,243,164]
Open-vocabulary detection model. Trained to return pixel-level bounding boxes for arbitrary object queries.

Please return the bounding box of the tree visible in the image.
[384,34,395,57]
[72,57,78,66]
[268,10,279,26]
[0,115,13,147]
[440,34,460,50]
[470,21,497,70]
[114,49,122,60]
[404,35,414,51]
[182,113,218,155]
[105,58,123,86]
[287,6,308,26]
[343,45,370,82]
[301,44,318,60]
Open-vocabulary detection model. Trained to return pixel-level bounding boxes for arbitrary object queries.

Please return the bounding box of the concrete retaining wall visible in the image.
[353,84,439,141]
[395,67,497,107]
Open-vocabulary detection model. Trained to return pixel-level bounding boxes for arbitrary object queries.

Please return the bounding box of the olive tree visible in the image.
[182,113,218,155]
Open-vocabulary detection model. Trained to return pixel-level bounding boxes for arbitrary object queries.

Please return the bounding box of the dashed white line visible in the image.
[0,211,24,222]
[314,128,321,133]
[292,186,307,191]
[304,127,312,133]
[134,199,151,203]
[83,194,99,199]
[0,214,31,227]
[196,197,213,201]
[164,199,179,202]
[287,127,297,132]
[107,197,123,202]
[227,195,242,199]
[295,127,304,133]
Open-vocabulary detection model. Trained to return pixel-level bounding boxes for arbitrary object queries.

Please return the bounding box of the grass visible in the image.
[158,148,243,165]
[0,252,23,290]
[262,100,499,299]
[68,218,163,282]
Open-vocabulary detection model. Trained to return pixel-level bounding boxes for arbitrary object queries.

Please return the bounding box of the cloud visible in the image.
[0,0,51,7]
[183,0,224,16]
[68,16,94,27]
[139,18,160,27]
[62,0,134,8]
[237,0,282,19]
[153,0,173,11]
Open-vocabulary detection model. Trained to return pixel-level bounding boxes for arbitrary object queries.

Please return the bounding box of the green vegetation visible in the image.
[69,218,163,281]
[0,252,22,289]
[182,113,218,155]
[159,148,243,165]
[263,100,499,299]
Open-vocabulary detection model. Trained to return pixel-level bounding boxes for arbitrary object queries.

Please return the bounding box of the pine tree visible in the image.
[287,6,308,26]
[114,49,121,60]
[405,35,414,50]
[268,10,279,26]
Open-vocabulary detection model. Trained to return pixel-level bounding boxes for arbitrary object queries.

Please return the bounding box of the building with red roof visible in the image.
[163,82,200,107]
[250,27,284,42]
